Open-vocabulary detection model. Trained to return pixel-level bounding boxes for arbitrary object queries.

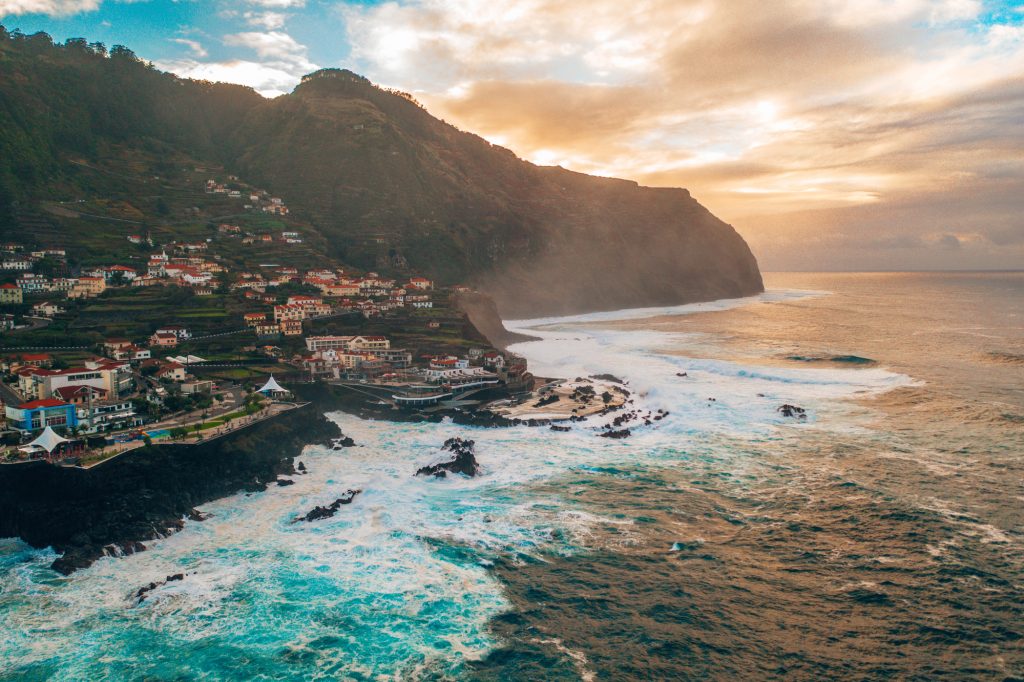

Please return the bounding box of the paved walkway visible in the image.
[77,401,302,468]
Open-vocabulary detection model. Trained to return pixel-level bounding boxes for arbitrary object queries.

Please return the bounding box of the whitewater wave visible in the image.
[505,289,828,329]
[0,289,916,679]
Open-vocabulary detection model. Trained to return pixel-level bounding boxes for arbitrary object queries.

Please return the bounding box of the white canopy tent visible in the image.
[256,375,288,396]
[19,426,69,454]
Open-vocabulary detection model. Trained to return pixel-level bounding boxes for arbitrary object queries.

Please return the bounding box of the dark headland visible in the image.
[0,30,764,573]
[0,38,763,319]
[0,404,341,574]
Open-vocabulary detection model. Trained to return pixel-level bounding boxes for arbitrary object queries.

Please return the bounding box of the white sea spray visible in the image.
[0,288,916,679]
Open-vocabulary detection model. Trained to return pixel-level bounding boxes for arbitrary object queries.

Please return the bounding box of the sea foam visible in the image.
[0,289,913,679]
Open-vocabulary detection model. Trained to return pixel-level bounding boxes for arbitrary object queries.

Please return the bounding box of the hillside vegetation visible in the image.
[0,26,763,317]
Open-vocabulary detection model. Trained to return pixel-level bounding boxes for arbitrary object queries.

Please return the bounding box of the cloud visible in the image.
[243,11,286,30]
[156,57,301,97]
[245,0,303,7]
[340,0,1024,270]
[20,0,1014,270]
[0,0,100,15]
[169,37,207,58]
[159,29,316,97]
[222,30,312,66]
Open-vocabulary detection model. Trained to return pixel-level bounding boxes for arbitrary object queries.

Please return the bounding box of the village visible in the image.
[0,177,530,467]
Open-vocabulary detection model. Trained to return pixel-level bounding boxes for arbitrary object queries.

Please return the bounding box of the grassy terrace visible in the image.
[68,288,242,338]
[0,147,485,368]
[6,143,337,275]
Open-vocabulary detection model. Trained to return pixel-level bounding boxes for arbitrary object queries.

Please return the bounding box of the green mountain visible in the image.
[0,27,763,317]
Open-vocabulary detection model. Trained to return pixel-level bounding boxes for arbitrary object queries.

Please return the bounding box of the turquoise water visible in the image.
[1,273,1022,680]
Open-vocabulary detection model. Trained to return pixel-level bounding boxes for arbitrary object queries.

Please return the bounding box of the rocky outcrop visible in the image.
[0,405,340,574]
[453,292,536,350]
[534,394,561,408]
[415,438,480,478]
[291,490,362,523]
[778,404,808,419]
[329,435,356,449]
[135,572,189,604]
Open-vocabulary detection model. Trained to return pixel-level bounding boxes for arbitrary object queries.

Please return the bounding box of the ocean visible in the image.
[1,272,1021,680]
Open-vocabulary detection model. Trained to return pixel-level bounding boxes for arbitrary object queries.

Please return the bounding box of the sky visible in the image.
[2,0,1023,271]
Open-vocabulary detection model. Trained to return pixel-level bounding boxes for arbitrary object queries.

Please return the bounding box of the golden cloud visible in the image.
[340,0,1024,269]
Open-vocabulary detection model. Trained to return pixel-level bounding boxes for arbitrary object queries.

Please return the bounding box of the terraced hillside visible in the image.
[0,28,763,318]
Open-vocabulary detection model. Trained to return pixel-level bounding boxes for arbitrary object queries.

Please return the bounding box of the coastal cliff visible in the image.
[0,40,764,319]
[0,404,340,574]
[453,291,536,349]
[230,70,765,317]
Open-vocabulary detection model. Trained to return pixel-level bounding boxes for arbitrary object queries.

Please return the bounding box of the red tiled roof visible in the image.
[92,361,127,370]
[40,366,89,376]
[54,385,107,400]
[0,283,18,289]
[16,366,54,376]
[18,398,71,409]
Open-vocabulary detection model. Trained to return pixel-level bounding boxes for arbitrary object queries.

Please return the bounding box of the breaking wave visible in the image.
[2,276,1021,680]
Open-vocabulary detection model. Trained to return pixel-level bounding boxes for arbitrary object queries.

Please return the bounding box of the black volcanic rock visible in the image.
[186,508,211,522]
[135,572,188,604]
[533,394,560,408]
[292,490,361,523]
[0,406,341,574]
[416,438,480,478]
[778,404,808,419]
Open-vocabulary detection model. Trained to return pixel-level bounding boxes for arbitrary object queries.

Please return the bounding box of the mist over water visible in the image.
[1,272,1021,680]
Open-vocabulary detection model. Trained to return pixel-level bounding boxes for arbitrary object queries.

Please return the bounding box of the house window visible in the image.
[45,412,67,427]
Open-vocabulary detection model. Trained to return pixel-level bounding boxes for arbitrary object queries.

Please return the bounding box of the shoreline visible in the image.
[0,293,767,575]
[0,403,342,574]
[296,376,640,429]
[0,375,643,575]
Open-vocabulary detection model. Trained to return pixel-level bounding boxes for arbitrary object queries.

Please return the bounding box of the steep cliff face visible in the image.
[478,170,764,318]
[0,405,339,573]
[0,32,763,319]
[229,70,764,317]
[453,292,536,349]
